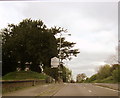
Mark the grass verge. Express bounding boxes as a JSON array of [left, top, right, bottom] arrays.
[[2, 71, 48, 80]]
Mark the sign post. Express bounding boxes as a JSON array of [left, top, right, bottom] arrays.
[[51, 57, 59, 68]]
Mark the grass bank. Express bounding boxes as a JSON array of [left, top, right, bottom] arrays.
[[92, 76, 116, 83], [2, 71, 48, 81], [2, 71, 54, 93]]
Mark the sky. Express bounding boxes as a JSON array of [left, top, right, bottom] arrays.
[[0, 1, 118, 80]]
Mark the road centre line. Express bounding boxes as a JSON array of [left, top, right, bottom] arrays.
[[88, 90, 92, 92]]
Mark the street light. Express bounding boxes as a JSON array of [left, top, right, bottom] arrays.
[[58, 32, 71, 82], [59, 33, 71, 65]]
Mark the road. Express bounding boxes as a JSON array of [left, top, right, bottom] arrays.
[[3, 83, 119, 97], [53, 83, 119, 96]]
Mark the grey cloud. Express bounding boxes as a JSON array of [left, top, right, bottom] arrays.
[[0, 2, 117, 80]]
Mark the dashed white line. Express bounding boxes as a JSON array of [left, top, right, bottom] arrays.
[[43, 85, 48, 87], [88, 90, 92, 92]]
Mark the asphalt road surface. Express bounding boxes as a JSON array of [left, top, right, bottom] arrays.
[[53, 83, 119, 96], [3, 83, 119, 97]]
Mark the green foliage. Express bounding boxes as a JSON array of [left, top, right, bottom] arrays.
[[2, 71, 48, 80], [76, 73, 86, 83], [111, 64, 120, 71], [83, 77, 89, 83], [86, 64, 120, 83], [1, 18, 80, 81], [87, 74, 98, 82], [43, 65, 72, 82], [0, 33, 1, 61], [43, 67, 59, 81], [97, 64, 111, 79], [2, 19, 58, 75], [61, 66, 72, 82], [56, 37, 80, 61], [101, 76, 114, 83], [92, 76, 114, 83], [112, 67, 120, 82]]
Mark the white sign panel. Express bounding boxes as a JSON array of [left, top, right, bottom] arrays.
[[51, 57, 59, 68]]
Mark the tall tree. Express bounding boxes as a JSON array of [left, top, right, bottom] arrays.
[[97, 64, 111, 79], [2, 19, 58, 75], [76, 73, 86, 82], [50, 26, 80, 64]]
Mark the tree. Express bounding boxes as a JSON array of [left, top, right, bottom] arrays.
[[112, 64, 120, 82], [43, 67, 59, 81], [87, 74, 98, 82], [2, 18, 80, 80], [0, 33, 1, 77], [112, 67, 120, 82], [97, 64, 111, 79], [56, 37, 80, 62], [111, 64, 120, 71], [50, 26, 80, 62], [2, 19, 58, 75], [47, 26, 80, 80], [61, 66, 72, 82], [76, 73, 86, 83], [84, 77, 89, 83]]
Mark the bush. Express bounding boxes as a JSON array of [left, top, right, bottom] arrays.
[[112, 68, 120, 82], [92, 80, 102, 83], [97, 65, 111, 79], [83, 78, 89, 83], [101, 76, 114, 83], [44, 67, 59, 81], [88, 74, 98, 82]]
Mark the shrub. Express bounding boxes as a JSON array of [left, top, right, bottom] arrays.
[[112, 68, 120, 82], [97, 65, 111, 79], [88, 74, 98, 82]]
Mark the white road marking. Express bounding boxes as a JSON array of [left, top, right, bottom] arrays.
[[95, 85, 120, 92], [43, 85, 48, 87], [88, 90, 92, 92]]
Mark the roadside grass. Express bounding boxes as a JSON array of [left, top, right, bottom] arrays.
[[100, 76, 115, 83], [0, 77, 2, 80], [92, 76, 116, 83], [2, 71, 48, 80], [2, 71, 51, 94]]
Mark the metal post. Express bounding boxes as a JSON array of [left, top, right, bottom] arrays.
[[58, 32, 71, 82], [58, 32, 62, 82]]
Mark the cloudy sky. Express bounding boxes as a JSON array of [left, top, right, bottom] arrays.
[[0, 1, 118, 80]]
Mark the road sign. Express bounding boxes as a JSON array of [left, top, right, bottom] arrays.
[[51, 57, 59, 68]]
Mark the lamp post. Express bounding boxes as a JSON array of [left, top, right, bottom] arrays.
[[59, 32, 62, 70], [59, 33, 71, 66], [58, 32, 71, 82]]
